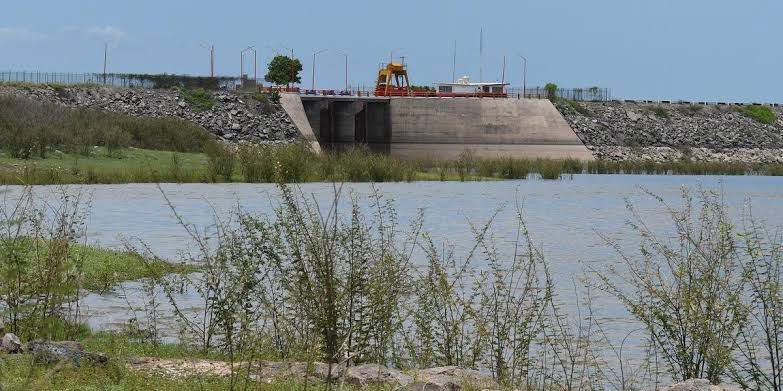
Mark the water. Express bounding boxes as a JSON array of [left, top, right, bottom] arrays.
[[3, 175, 783, 366]]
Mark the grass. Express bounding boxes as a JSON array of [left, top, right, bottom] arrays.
[[650, 105, 670, 119], [0, 330, 452, 390], [2, 238, 196, 293], [737, 105, 777, 125], [179, 88, 215, 111], [72, 244, 196, 292], [3, 145, 783, 185], [0, 147, 209, 185]]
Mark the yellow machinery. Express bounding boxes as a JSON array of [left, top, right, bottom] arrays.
[[375, 62, 410, 96]]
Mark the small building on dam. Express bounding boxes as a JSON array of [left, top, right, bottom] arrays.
[[280, 94, 594, 161]]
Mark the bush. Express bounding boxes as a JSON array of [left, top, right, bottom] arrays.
[[0, 96, 214, 158], [180, 88, 215, 111], [595, 188, 749, 383], [205, 142, 236, 182], [544, 82, 558, 100], [738, 105, 776, 125], [650, 105, 670, 119]]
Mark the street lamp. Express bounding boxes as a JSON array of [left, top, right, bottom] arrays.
[[518, 54, 527, 99], [312, 48, 328, 91], [335, 51, 349, 92], [200, 42, 215, 77], [241, 46, 257, 83]]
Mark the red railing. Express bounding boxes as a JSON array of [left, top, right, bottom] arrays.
[[256, 86, 612, 101]]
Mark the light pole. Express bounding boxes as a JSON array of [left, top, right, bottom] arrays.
[[312, 48, 328, 91], [246, 46, 257, 82], [200, 43, 214, 77], [518, 54, 527, 98], [335, 51, 349, 92]]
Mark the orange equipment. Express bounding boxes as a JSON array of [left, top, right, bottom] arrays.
[[374, 62, 410, 97]]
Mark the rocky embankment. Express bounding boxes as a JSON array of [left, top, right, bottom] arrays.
[[0, 85, 301, 144], [554, 100, 783, 163]]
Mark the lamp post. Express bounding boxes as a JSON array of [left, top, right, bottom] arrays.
[[242, 46, 257, 83], [518, 54, 527, 98], [312, 48, 328, 91], [200, 43, 215, 77], [335, 51, 349, 92]]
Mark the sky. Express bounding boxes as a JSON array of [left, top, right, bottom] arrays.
[[1, 0, 781, 102]]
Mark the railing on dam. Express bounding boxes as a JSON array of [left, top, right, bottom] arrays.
[[269, 86, 613, 101], [0, 70, 611, 101]]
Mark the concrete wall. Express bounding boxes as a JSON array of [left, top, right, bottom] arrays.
[[290, 96, 593, 161], [389, 98, 593, 160], [279, 94, 321, 152]]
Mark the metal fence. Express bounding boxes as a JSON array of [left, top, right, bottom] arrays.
[[0, 71, 240, 90], [0, 71, 612, 101]]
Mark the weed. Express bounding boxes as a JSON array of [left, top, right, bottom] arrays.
[[179, 88, 215, 111], [738, 105, 776, 125]]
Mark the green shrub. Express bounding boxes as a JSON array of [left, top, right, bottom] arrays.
[[180, 88, 215, 111], [544, 82, 558, 100], [738, 105, 776, 125], [0, 96, 214, 158], [205, 142, 236, 182], [650, 105, 669, 119]]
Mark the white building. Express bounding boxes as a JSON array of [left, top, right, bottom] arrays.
[[434, 76, 508, 96]]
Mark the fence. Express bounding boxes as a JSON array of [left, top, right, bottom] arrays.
[[0, 71, 612, 101], [0, 71, 240, 90]]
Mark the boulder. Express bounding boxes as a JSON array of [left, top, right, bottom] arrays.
[[406, 366, 498, 391], [344, 363, 413, 387], [1, 333, 22, 354], [657, 379, 738, 391], [28, 340, 108, 365], [254, 360, 341, 382]]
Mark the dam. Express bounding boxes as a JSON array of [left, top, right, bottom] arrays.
[[280, 94, 594, 160]]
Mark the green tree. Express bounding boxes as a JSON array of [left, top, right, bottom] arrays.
[[264, 55, 302, 87], [544, 82, 558, 100]]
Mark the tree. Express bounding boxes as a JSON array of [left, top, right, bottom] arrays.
[[544, 82, 558, 100], [265, 55, 302, 87]]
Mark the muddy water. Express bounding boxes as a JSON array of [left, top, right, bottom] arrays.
[[4, 175, 783, 359]]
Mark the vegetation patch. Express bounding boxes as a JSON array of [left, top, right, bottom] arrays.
[[649, 105, 670, 119], [179, 88, 215, 111], [737, 105, 777, 125]]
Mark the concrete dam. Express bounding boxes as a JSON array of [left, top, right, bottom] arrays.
[[280, 94, 593, 160]]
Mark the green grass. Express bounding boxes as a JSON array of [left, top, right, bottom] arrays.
[[650, 106, 670, 119], [0, 331, 419, 390], [738, 105, 777, 125], [2, 238, 196, 293], [3, 145, 783, 185], [72, 243, 196, 292], [0, 148, 209, 185], [179, 88, 215, 111]]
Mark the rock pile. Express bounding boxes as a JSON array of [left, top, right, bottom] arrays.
[[0, 85, 302, 144], [554, 100, 783, 162]]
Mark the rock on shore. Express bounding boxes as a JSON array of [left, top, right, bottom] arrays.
[[0, 85, 302, 144], [554, 100, 783, 163]]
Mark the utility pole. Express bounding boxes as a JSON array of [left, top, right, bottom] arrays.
[[103, 43, 108, 84], [202, 43, 215, 77], [210, 45, 215, 77], [452, 40, 457, 82], [479, 28, 483, 83], [501, 55, 506, 85]]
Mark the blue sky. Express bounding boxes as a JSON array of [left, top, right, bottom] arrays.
[[1, 0, 781, 102]]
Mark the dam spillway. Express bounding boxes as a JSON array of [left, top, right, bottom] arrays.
[[284, 94, 593, 160]]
